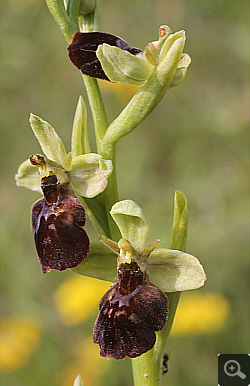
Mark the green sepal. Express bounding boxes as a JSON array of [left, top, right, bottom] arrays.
[[147, 248, 206, 292], [72, 242, 206, 292], [96, 44, 155, 86], [170, 190, 188, 251], [73, 374, 83, 386], [29, 114, 67, 164], [110, 200, 151, 252], [72, 242, 117, 282], [71, 96, 90, 158], [68, 153, 113, 198], [169, 53, 191, 88], [15, 158, 42, 192]]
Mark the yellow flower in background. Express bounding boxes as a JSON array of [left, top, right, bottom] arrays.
[[53, 275, 112, 326], [99, 80, 139, 102], [0, 316, 40, 372], [56, 336, 110, 386], [172, 292, 230, 335]]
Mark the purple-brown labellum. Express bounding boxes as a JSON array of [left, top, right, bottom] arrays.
[[31, 173, 89, 274], [67, 32, 142, 81], [93, 261, 168, 360]]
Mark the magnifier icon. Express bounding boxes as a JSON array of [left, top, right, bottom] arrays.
[[224, 360, 246, 379]]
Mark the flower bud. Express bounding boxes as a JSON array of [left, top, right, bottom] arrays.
[[31, 160, 89, 273], [79, 0, 96, 15], [93, 261, 168, 360]]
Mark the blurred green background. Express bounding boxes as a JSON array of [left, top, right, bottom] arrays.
[[0, 0, 249, 385]]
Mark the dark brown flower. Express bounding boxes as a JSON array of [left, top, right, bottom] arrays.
[[93, 261, 168, 360], [31, 173, 89, 273], [67, 32, 141, 80]]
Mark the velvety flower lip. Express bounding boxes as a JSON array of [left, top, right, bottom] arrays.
[[93, 261, 168, 360], [31, 171, 89, 274], [67, 32, 142, 80]]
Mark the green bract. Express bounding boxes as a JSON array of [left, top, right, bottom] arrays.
[[71, 96, 90, 158], [96, 26, 191, 88], [15, 100, 113, 199], [73, 193, 206, 293]]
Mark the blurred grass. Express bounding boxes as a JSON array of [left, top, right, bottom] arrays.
[[0, 0, 249, 385]]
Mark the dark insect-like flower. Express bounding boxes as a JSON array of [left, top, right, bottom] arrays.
[[67, 32, 141, 80], [93, 261, 168, 360], [30, 156, 89, 273]]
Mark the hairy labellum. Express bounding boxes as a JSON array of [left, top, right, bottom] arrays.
[[67, 32, 142, 80], [31, 174, 89, 273], [93, 261, 168, 360]]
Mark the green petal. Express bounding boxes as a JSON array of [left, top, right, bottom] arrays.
[[72, 242, 117, 282], [96, 44, 155, 86], [68, 153, 113, 198], [61, 152, 72, 171], [29, 114, 67, 164], [71, 96, 90, 158], [147, 248, 206, 292], [110, 200, 151, 252], [15, 159, 41, 192], [170, 190, 188, 251], [99, 235, 120, 254]]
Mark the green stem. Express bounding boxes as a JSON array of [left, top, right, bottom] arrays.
[[82, 75, 120, 240], [80, 22, 120, 241], [98, 142, 121, 241], [153, 292, 180, 364], [45, 0, 77, 43], [132, 350, 159, 386], [82, 75, 108, 144], [67, 0, 81, 32]]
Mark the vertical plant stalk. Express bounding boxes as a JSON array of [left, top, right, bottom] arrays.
[[132, 350, 159, 386], [80, 14, 120, 241], [45, 0, 77, 43], [132, 191, 188, 383], [45, 0, 120, 240], [43, 3, 189, 385]]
